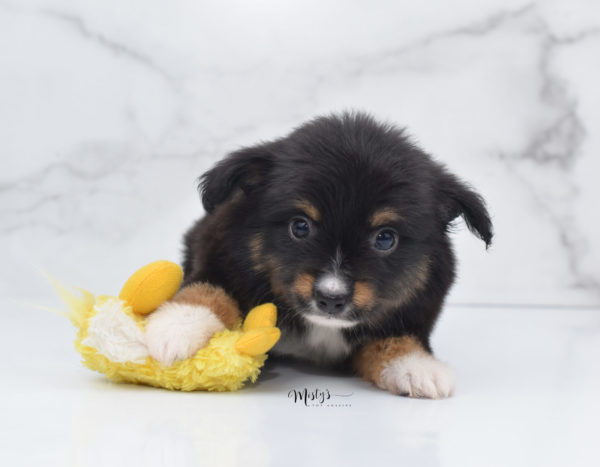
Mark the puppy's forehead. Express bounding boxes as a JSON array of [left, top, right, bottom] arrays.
[[283, 173, 407, 228], [291, 195, 403, 231], [270, 146, 422, 226]]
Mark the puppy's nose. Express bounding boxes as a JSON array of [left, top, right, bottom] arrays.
[[315, 290, 350, 314]]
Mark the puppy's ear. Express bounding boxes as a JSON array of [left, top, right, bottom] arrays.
[[200, 144, 275, 213], [437, 169, 493, 248]]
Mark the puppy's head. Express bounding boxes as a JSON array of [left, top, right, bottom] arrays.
[[200, 113, 492, 329]]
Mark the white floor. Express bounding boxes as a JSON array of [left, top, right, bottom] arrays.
[[2, 301, 599, 467]]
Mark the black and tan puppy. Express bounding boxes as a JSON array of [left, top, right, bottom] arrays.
[[144, 112, 493, 398]]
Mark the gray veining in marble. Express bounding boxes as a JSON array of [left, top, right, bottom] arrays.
[[1, 0, 599, 305]]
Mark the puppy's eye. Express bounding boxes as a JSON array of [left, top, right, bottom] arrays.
[[289, 218, 310, 239], [374, 229, 397, 251]]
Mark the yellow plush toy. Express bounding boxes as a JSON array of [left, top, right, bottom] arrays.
[[53, 260, 280, 391]]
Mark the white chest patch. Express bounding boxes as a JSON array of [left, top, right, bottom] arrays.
[[272, 322, 352, 364]]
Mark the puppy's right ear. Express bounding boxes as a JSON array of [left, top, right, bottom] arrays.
[[436, 168, 493, 249], [199, 143, 275, 213]]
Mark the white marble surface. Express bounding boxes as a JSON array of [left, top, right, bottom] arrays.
[[1, 0, 599, 306], [2, 301, 599, 467]]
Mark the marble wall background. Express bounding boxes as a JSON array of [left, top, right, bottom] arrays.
[[2, 0, 599, 307]]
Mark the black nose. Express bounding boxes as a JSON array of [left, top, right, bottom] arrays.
[[315, 290, 350, 314]]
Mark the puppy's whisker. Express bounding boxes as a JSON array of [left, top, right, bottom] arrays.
[[274, 302, 302, 329]]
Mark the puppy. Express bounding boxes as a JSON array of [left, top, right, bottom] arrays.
[[145, 112, 493, 398]]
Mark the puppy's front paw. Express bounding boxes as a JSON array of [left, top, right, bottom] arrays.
[[144, 302, 225, 366], [379, 353, 455, 399]]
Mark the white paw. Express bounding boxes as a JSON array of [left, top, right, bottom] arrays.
[[144, 302, 225, 366], [379, 353, 455, 399]]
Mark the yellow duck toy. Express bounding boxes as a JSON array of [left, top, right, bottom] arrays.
[[53, 260, 280, 391]]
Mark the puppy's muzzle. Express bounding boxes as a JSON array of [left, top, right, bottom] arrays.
[[313, 274, 351, 314], [314, 289, 350, 314]]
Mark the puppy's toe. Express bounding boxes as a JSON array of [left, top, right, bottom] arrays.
[[144, 302, 225, 366], [379, 353, 455, 399]]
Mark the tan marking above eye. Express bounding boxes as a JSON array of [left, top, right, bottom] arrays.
[[353, 281, 376, 309], [293, 273, 315, 299], [370, 208, 401, 227], [293, 199, 320, 222]]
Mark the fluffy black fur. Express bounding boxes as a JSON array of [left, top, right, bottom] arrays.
[[182, 112, 492, 367]]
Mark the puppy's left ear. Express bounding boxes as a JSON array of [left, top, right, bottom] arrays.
[[436, 169, 493, 248], [199, 143, 276, 213]]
